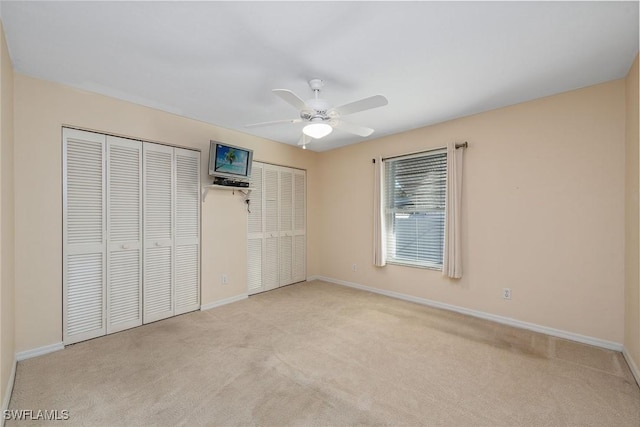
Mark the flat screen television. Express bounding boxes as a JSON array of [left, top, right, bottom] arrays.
[[208, 141, 253, 181]]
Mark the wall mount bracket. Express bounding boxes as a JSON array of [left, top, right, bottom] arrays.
[[202, 184, 254, 212]]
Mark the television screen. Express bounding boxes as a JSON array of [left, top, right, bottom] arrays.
[[209, 141, 253, 180]]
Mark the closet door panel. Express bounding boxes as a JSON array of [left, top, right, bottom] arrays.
[[107, 251, 141, 331], [279, 169, 293, 286], [263, 166, 279, 291], [292, 171, 306, 283], [175, 246, 199, 312], [248, 164, 264, 237], [66, 253, 104, 342], [247, 163, 264, 295], [106, 136, 143, 333], [279, 235, 293, 285], [264, 238, 279, 291], [63, 128, 107, 345], [293, 235, 306, 283], [294, 172, 306, 231], [174, 148, 201, 315], [144, 246, 173, 319], [247, 239, 263, 295], [143, 143, 174, 323], [175, 149, 200, 244]]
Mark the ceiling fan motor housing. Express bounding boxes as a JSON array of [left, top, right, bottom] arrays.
[[301, 98, 330, 121]]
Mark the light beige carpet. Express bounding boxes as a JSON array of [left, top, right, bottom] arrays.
[[8, 280, 640, 426]]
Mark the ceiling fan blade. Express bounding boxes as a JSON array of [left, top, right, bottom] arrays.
[[330, 95, 388, 116], [245, 118, 302, 128], [333, 120, 375, 137], [297, 134, 312, 146], [273, 89, 307, 110]]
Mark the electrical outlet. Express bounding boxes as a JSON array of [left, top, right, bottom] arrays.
[[221, 274, 228, 285], [502, 288, 511, 300], [352, 263, 357, 272]]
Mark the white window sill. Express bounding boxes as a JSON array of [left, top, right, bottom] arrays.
[[386, 260, 443, 271]]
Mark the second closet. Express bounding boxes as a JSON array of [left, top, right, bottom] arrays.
[[247, 162, 306, 295]]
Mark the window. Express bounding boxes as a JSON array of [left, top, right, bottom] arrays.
[[384, 150, 447, 269]]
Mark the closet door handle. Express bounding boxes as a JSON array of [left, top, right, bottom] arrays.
[[121, 244, 130, 250], [155, 242, 162, 247]]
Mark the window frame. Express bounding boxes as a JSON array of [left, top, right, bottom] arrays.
[[383, 149, 447, 270]]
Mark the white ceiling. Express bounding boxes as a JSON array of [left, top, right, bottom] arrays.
[[1, 1, 638, 152]]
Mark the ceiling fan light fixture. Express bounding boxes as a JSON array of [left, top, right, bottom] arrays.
[[303, 122, 333, 139]]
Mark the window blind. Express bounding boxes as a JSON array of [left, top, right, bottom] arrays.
[[384, 150, 447, 269]]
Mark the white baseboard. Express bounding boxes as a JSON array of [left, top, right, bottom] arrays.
[[200, 294, 248, 311], [1, 356, 16, 427], [623, 348, 640, 387], [16, 342, 64, 362], [310, 275, 623, 352]]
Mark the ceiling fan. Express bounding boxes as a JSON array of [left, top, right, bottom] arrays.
[[246, 79, 388, 149]]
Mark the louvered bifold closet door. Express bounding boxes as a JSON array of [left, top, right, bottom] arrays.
[[247, 162, 264, 295], [106, 136, 143, 334], [143, 143, 175, 323], [263, 166, 280, 291], [292, 170, 306, 283], [63, 128, 107, 345], [174, 148, 201, 315], [279, 168, 294, 286]]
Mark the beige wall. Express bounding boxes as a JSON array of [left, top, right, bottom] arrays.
[[625, 54, 640, 373], [0, 21, 15, 406], [13, 74, 319, 352], [318, 80, 626, 343], [9, 63, 632, 352]]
